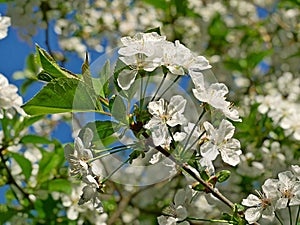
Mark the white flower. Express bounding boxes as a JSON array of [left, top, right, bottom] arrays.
[[64, 128, 94, 176], [280, 109, 300, 140], [159, 40, 211, 75], [158, 188, 192, 225], [118, 32, 166, 57], [0, 14, 11, 40], [0, 73, 25, 119], [189, 69, 241, 122], [117, 32, 166, 90], [242, 179, 279, 224], [200, 120, 242, 166], [117, 54, 158, 90], [275, 171, 300, 209], [79, 175, 103, 213], [199, 157, 215, 176], [144, 95, 187, 146], [291, 165, 300, 180]]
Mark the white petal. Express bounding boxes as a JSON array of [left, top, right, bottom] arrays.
[[149, 152, 163, 164], [148, 99, 165, 116], [218, 119, 235, 140], [176, 205, 188, 220], [83, 128, 93, 148], [117, 69, 138, 90], [200, 142, 219, 161], [245, 207, 262, 224], [242, 194, 261, 207], [168, 95, 187, 115], [174, 189, 186, 206], [203, 121, 215, 137]]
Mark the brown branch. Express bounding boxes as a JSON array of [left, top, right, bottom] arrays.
[[140, 131, 235, 209]]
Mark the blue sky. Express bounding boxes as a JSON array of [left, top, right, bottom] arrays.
[[0, 3, 85, 143]]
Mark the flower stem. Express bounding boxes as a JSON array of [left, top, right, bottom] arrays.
[[101, 158, 130, 184], [182, 108, 206, 152], [89, 147, 132, 163], [151, 70, 168, 101], [295, 205, 300, 225], [140, 73, 151, 111], [93, 144, 136, 154], [158, 75, 181, 99], [288, 205, 293, 225], [186, 217, 230, 223], [275, 211, 284, 225]]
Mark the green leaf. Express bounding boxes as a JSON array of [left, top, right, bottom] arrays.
[[20, 135, 52, 144], [37, 147, 65, 183], [26, 53, 39, 73], [80, 120, 121, 146], [141, 0, 167, 9], [192, 182, 206, 192], [246, 50, 273, 69], [47, 179, 72, 194], [97, 60, 111, 98], [9, 152, 32, 180], [35, 44, 78, 79], [111, 95, 128, 124], [0, 205, 18, 223], [208, 13, 228, 39], [37, 70, 56, 82], [81, 52, 93, 88], [22, 77, 100, 115], [216, 170, 231, 183], [199, 170, 210, 181], [23, 115, 45, 127]]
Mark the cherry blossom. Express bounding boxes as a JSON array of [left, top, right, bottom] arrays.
[[64, 128, 94, 176], [144, 95, 187, 146], [189, 69, 241, 122], [200, 119, 242, 166], [242, 179, 279, 224], [0, 73, 25, 119]]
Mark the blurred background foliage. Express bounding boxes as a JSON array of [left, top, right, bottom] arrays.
[[0, 0, 299, 224]]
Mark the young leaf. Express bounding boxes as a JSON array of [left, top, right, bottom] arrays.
[[111, 95, 128, 124], [37, 147, 65, 183], [20, 135, 52, 145], [35, 44, 78, 79], [81, 52, 93, 88], [47, 179, 72, 194], [216, 170, 231, 183], [9, 152, 32, 180], [97, 60, 111, 98], [22, 77, 101, 115]]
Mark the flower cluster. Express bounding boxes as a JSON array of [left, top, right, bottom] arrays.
[[64, 128, 103, 212], [117, 32, 242, 168], [117, 32, 211, 90], [0, 73, 25, 119], [242, 166, 300, 224], [256, 72, 300, 140]]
